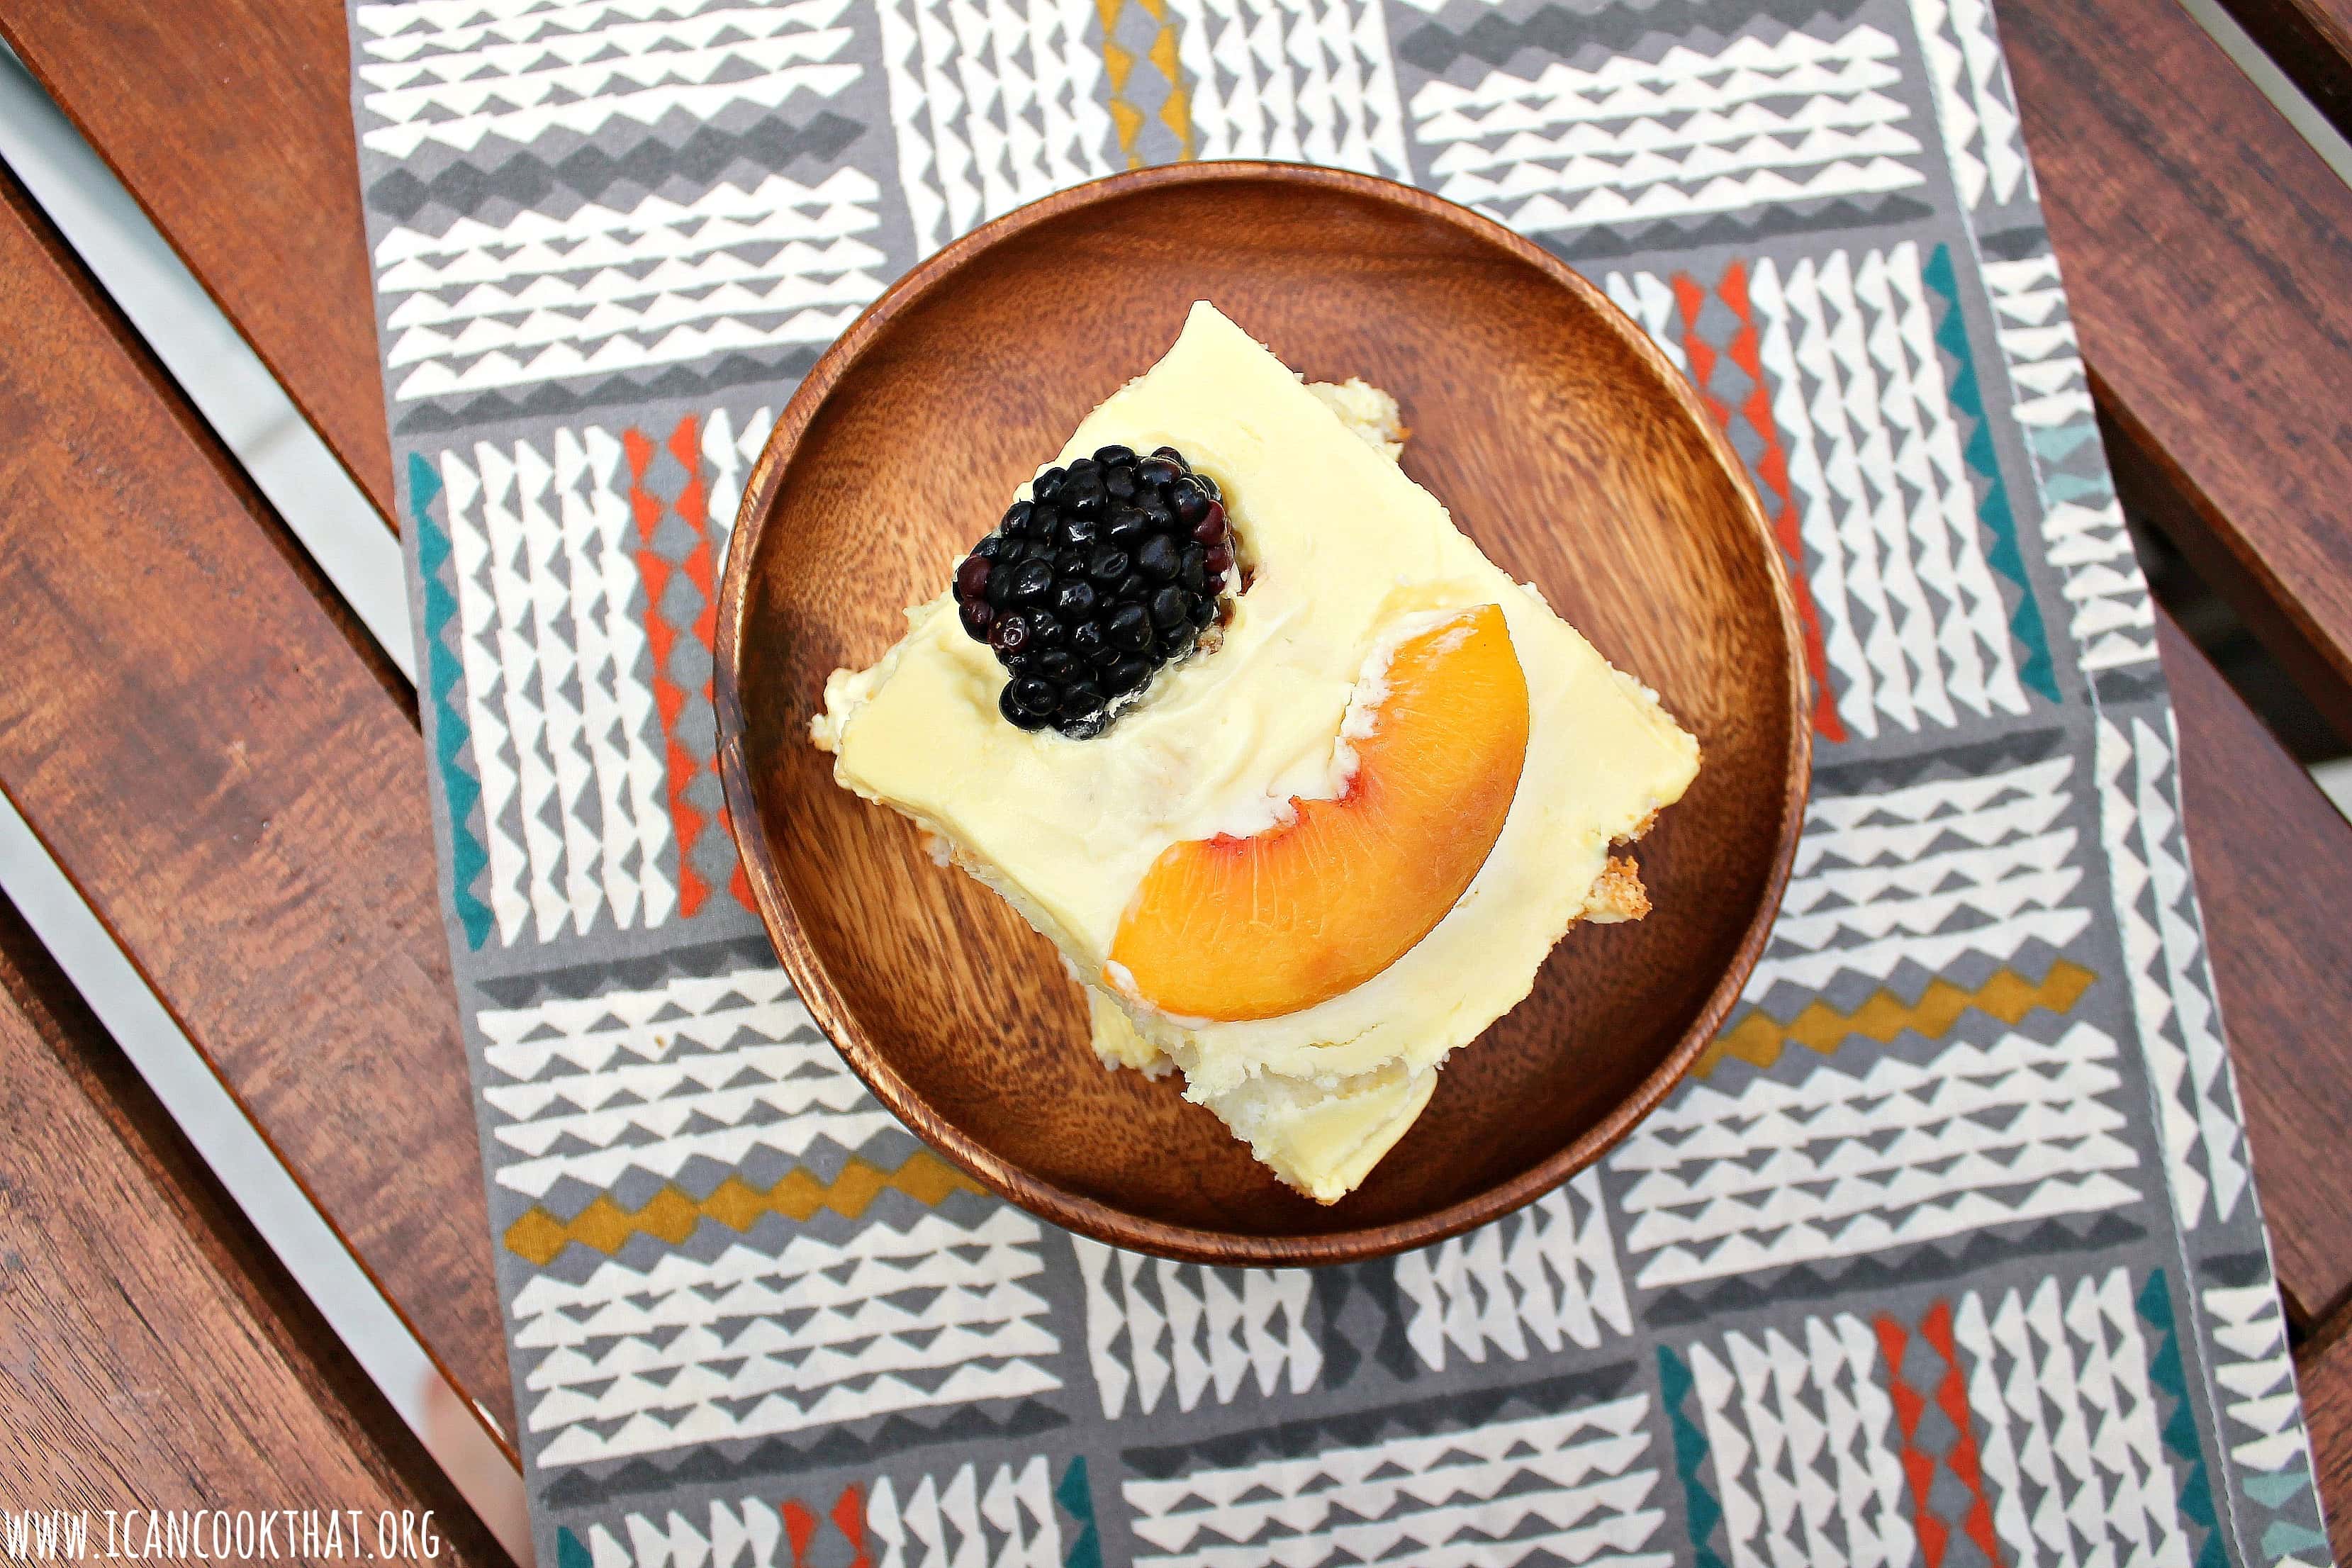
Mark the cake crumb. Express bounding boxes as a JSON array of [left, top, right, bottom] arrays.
[[1308, 378, 1407, 461], [1582, 855, 1651, 924]]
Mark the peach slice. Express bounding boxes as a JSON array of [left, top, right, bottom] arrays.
[[1109, 604, 1530, 1021]]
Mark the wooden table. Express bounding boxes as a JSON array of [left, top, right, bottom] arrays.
[[0, 0, 2346, 1557]]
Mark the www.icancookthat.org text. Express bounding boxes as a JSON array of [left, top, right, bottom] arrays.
[[0, 1508, 444, 1562]]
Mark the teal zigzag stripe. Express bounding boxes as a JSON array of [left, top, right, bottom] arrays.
[[2262, 1516, 2331, 1560], [554, 1528, 590, 1568], [1657, 1346, 1730, 1568], [1924, 243, 2060, 704], [408, 453, 493, 948], [1058, 1455, 1103, 1568], [2137, 1270, 2231, 1568]]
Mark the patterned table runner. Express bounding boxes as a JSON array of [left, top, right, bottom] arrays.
[[344, 1, 2334, 1564]]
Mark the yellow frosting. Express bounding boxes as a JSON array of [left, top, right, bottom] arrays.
[[814, 302, 1699, 1202]]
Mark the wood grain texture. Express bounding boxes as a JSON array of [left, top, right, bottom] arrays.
[[0, 898, 505, 1563], [717, 164, 1808, 1265], [2161, 614, 2352, 1331], [0, 170, 512, 1445], [0, 0, 393, 526], [2217, 0, 2352, 145], [2297, 1316, 2352, 1567], [2004, 0, 2352, 742]]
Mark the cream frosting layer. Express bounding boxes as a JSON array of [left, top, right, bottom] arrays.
[[814, 302, 1699, 1202]]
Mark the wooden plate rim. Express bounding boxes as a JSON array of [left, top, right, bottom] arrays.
[[715, 159, 1812, 1266]]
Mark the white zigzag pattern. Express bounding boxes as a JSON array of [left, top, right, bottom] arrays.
[[1603, 271, 1688, 376], [383, 237, 883, 364], [1166, 0, 1412, 177], [1747, 243, 2029, 737], [439, 432, 674, 945], [1951, 1267, 2192, 1568], [478, 964, 795, 1074], [478, 965, 893, 1196], [1409, 28, 1927, 236], [2201, 1280, 2322, 1478], [1394, 1170, 1633, 1368], [1612, 1020, 2138, 1287], [1983, 252, 2154, 671], [511, 1207, 1060, 1466], [357, 0, 834, 57], [1123, 1395, 1669, 1567], [870, 1459, 1065, 1568], [1687, 1316, 1915, 1568], [1747, 758, 2091, 998], [876, 0, 1119, 253], [1979, 255, 2089, 428], [1071, 1237, 1321, 1418], [582, 1457, 1063, 1568], [2095, 715, 2248, 1229], [704, 405, 778, 561], [1908, 0, 2029, 211], [378, 174, 883, 399], [356, 0, 863, 156]]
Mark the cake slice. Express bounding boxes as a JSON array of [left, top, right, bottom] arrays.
[[813, 302, 1699, 1202]]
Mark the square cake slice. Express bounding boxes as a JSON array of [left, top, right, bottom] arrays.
[[814, 302, 1699, 1202]]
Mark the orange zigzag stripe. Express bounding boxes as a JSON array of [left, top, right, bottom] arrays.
[[1096, 0, 1193, 166], [1693, 958, 2095, 1080], [503, 1150, 984, 1267]]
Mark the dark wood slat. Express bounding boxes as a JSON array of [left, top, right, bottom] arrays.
[[2004, 0, 2352, 744], [0, 169, 512, 1446], [2296, 1315, 2352, 1567], [2218, 0, 2352, 148], [0, 896, 505, 1563], [0, 0, 392, 526], [2160, 615, 2352, 1331]]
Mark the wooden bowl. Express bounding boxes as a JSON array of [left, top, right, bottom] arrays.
[[715, 162, 1808, 1265]]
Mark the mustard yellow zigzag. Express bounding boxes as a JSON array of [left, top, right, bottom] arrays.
[[1693, 959, 2095, 1080], [503, 1150, 985, 1267], [1097, 0, 1194, 166]]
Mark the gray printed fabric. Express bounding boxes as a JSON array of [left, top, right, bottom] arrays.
[[343, 1, 2336, 1565]]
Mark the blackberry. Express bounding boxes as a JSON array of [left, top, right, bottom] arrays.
[[1006, 558, 1054, 604], [1148, 585, 1191, 631], [946, 444, 1242, 737], [987, 612, 1029, 659], [999, 683, 1052, 730], [954, 554, 991, 600], [1107, 601, 1153, 651], [1135, 534, 1180, 583]]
